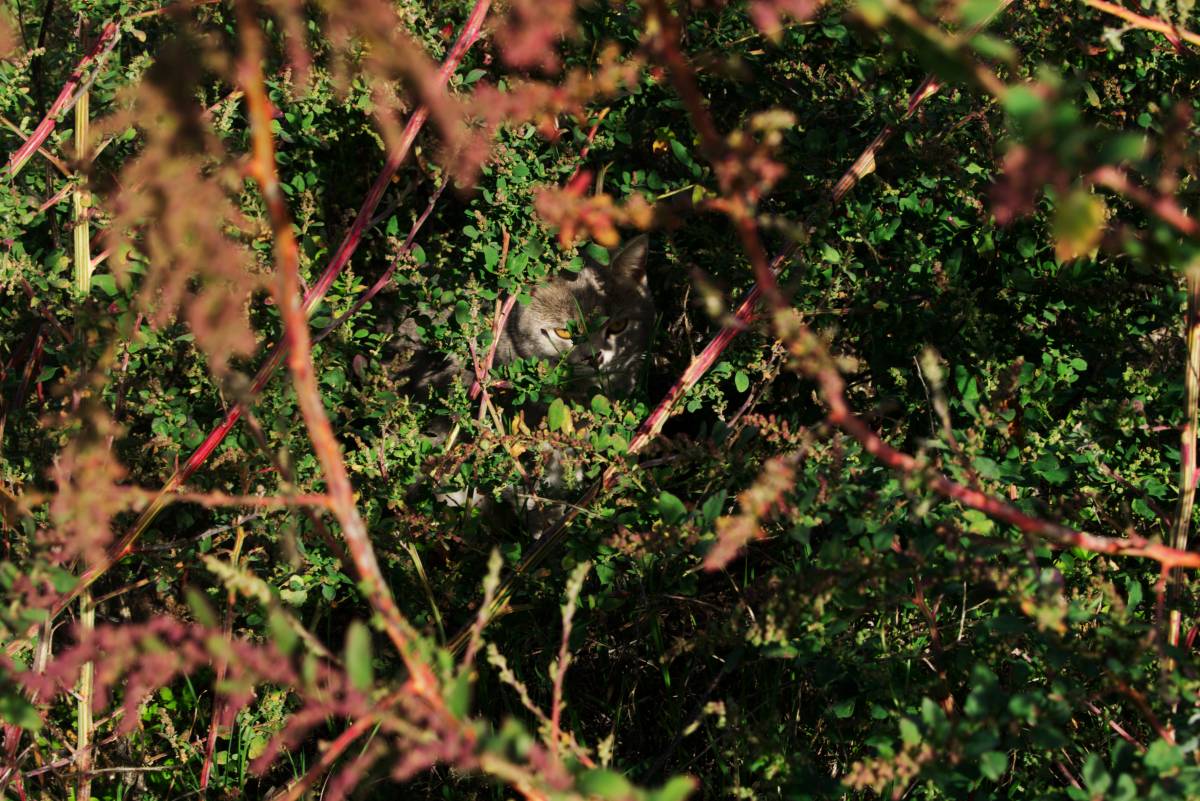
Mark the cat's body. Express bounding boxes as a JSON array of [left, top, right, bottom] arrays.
[[394, 235, 653, 528]]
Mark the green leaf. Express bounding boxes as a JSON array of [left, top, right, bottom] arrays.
[[185, 588, 218, 628], [669, 138, 691, 166], [649, 776, 696, 801], [1052, 189, 1106, 262], [547, 397, 569, 432], [832, 698, 855, 718], [1032, 454, 1069, 485], [856, 0, 888, 26], [1101, 133, 1147, 164], [899, 717, 921, 747], [591, 395, 613, 416], [453, 300, 471, 327], [46, 567, 77, 593], [267, 610, 298, 655], [980, 750, 1007, 781], [586, 242, 610, 265], [445, 671, 473, 718], [961, 0, 1005, 26], [1111, 773, 1138, 801], [658, 491, 687, 524], [1003, 85, 1046, 120], [577, 770, 634, 800], [482, 244, 500, 270], [962, 508, 995, 535], [701, 491, 727, 523], [92, 273, 117, 296], [1082, 754, 1110, 794], [1144, 739, 1183, 773], [734, 370, 750, 393], [345, 621, 373, 692], [1125, 579, 1143, 609], [970, 33, 1015, 63], [0, 692, 42, 731]]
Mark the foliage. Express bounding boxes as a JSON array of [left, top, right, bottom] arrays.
[[3, 0, 1200, 799]]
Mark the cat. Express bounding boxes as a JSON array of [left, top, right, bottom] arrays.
[[492, 234, 653, 400], [393, 235, 654, 526], [395, 234, 653, 406]]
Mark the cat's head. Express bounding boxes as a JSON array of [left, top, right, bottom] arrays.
[[504, 235, 653, 397]]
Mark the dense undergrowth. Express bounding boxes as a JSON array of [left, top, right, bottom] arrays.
[[3, 0, 1200, 798]]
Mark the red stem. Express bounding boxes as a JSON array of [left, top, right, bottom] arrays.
[[311, 178, 450, 346], [240, 0, 446, 686], [5, 22, 119, 178]]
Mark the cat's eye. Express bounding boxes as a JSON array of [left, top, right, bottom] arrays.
[[553, 327, 573, 340], [606, 318, 628, 335]]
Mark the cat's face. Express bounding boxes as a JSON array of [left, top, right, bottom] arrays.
[[503, 235, 653, 397]]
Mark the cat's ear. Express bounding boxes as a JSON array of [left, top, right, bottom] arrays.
[[609, 234, 649, 285]]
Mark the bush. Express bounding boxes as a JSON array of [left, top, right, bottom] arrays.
[[3, 0, 1200, 798]]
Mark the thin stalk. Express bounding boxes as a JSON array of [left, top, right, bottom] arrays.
[[403, 541, 446, 643], [72, 87, 91, 296], [76, 590, 95, 801], [1169, 267, 1200, 646], [199, 525, 246, 792]]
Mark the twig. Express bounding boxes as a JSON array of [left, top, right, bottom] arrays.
[[468, 228, 515, 423], [565, 107, 611, 184], [265, 687, 409, 801], [1084, 699, 1146, 752], [128, 0, 221, 21], [0, 114, 70, 176], [0, 325, 44, 449], [1080, 0, 1200, 50], [831, 0, 1014, 204], [19, 279, 73, 343], [648, 0, 787, 310], [816, 355, 1200, 568], [1054, 760, 1082, 790], [460, 550, 503, 670], [1090, 166, 1200, 238]]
